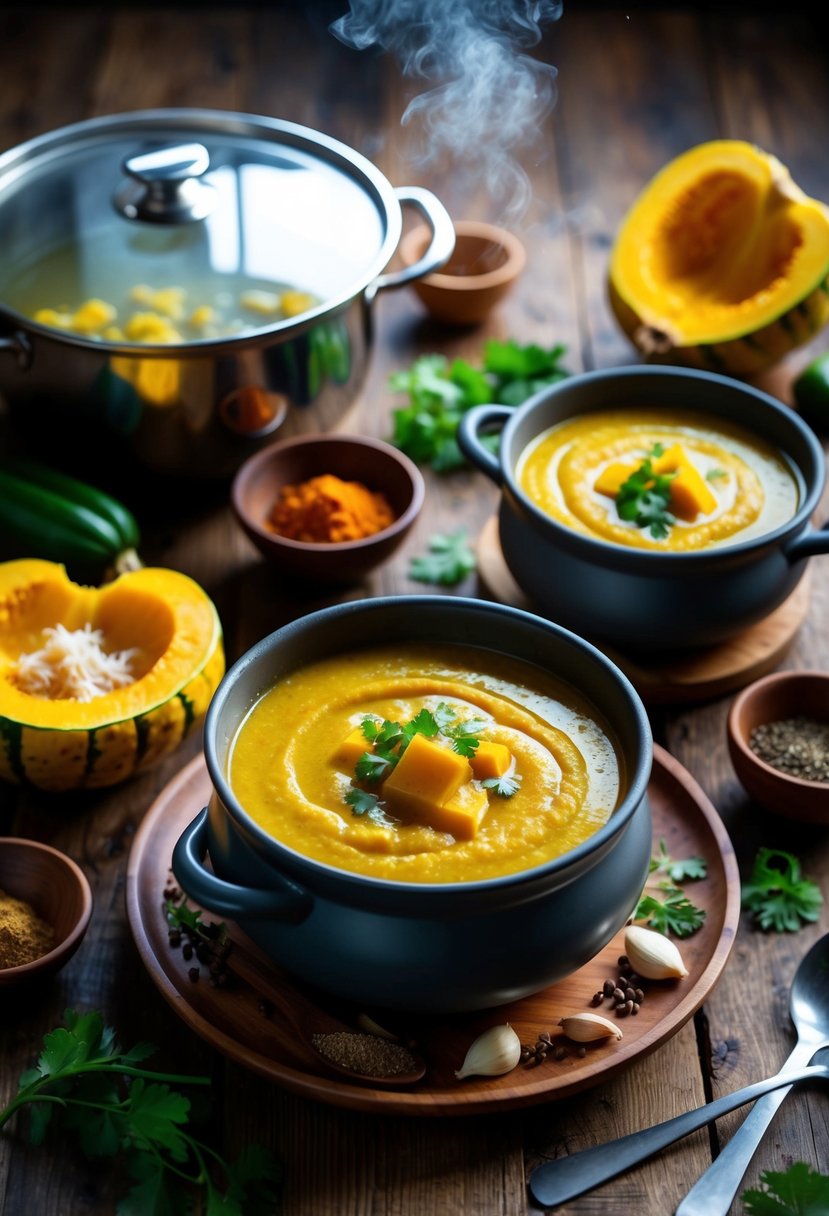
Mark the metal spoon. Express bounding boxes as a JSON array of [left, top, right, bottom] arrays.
[[676, 932, 829, 1216], [528, 932, 829, 1210]]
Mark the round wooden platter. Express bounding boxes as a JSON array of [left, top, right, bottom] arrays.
[[126, 748, 740, 1116], [476, 515, 811, 706]]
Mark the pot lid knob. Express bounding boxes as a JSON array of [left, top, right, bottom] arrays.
[[113, 142, 216, 224]]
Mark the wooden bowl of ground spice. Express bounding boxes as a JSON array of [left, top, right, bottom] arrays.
[[231, 433, 425, 583], [0, 838, 93, 987], [727, 670, 829, 824]]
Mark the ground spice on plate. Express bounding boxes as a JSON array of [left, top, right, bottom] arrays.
[[311, 1030, 417, 1077], [0, 888, 55, 969], [749, 716, 829, 782], [266, 473, 395, 543]]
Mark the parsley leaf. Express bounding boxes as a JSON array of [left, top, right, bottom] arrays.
[[0, 1009, 280, 1215], [344, 787, 382, 816], [635, 884, 706, 937], [649, 839, 708, 882], [409, 529, 476, 586], [615, 447, 677, 540], [481, 773, 523, 798], [390, 341, 570, 471], [742, 1162, 829, 1215], [742, 848, 823, 932], [403, 708, 441, 740], [355, 752, 394, 784]]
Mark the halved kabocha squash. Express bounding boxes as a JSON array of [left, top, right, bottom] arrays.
[[0, 559, 224, 791], [608, 140, 829, 376]]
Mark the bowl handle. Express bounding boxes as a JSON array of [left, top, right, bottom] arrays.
[[172, 808, 313, 923], [369, 186, 456, 296], [457, 404, 512, 484], [783, 520, 829, 562]]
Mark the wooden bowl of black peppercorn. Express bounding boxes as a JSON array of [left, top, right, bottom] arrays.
[[727, 670, 829, 824]]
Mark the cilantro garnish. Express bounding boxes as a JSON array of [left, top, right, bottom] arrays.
[[409, 529, 476, 586], [0, 1009, 280, 1214], [615, 444, 677, 540], [634, 884, 707, 938], [741, 848, 823, 932], [649, 839, 708, 883], [482, 773, 523, 798], [742, 1161, 829, 1215], [390, 340, 570, 471], [345, 787, 382, 816]]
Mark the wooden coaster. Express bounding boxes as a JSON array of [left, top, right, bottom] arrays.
[[476, 516, 811, 706]]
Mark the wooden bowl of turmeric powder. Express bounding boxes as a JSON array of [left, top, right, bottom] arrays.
[[231, 434, 425, 583], [0, 838, 93, 986]]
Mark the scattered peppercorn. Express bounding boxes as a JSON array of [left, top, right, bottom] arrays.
[[749, 716, 829, 782], [188, 967, 200, 983]]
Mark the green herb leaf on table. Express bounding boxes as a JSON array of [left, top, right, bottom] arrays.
[[742, 1162, 829, 1216], [649, 839, 708, 882], [615, 446, 677, 540], [409, 530, 476, 587], [0, 1009, 280, 1216], [389, 340, 570, 471], [741, 848, 823, 932], [635, 883, 706, 938]]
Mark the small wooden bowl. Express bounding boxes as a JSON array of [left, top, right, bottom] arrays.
[[231, 433, 425, 584], [399, 220, 526, 326], [0, 838, 93, 987], [727, 670, 829, 824]]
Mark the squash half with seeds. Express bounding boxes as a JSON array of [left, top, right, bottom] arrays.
[[0, 559, 224, 791], [608, 140, 829, 376]]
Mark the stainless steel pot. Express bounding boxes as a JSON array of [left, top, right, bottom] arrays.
[[0, 109, 454, 478], [171, 596, 653, 1014], [457, 366, 829, 651]]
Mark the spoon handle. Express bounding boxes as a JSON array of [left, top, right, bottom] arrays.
[[675, 1041, 827, 1216], [527, 1063, 828, 1210]]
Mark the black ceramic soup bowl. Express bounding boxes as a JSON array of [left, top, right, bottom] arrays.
[[457, 366, 829, 651], [172, 596, 652, 1013]]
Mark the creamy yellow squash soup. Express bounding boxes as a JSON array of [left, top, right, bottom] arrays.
[[227, 644, 622, 883], [517, 408, 800, 551]]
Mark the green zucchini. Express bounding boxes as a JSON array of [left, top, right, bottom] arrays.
[[0, 462, 142, 582]]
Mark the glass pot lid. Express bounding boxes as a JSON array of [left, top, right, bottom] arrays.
[[0, 109, 399, 347]]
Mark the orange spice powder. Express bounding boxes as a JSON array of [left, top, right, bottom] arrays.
[[266, 473, 395, 543]]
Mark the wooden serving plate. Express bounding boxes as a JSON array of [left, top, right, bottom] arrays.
[[476, 515, 811, 705], [126, 747, 740, 1115]]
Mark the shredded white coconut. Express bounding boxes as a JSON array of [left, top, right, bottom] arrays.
[[12, 623, 139, 702]]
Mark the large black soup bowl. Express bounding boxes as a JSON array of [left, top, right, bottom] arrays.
[[457, 366, 829, 651], [172, 596, 653, 1014]]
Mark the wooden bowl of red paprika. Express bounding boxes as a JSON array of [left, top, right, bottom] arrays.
[[231, 433, 425, 584]]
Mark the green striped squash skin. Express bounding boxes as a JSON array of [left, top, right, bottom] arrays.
[[609, 271, 829, 378], [0, 638, 225, 792]]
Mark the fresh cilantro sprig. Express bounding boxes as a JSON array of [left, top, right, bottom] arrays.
[[409, 529, 476, 586], [481, 773, 523, 798], [649, 839, 708, 883], [741, 848, 823, 932], [389, 339, 570, 471], [742, 1161, 829, 1215], [0, 1009, 280, 1215], [616, 443, 677, 540], [635, 884, 707, 938]]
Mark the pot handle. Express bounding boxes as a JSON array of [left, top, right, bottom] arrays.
[[0, 331, 32, 371], [457, 403, 512, 485], [172, 808, 313, 924], [369, 186, 456, 296], [783, 520, 829, 562]]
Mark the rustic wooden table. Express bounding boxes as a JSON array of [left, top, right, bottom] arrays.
[[1, 4, 828, 1214]]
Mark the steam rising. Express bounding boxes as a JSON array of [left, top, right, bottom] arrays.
[[331, 1, 563, 221]]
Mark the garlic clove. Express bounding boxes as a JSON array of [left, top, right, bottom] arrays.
[[557, 1012, 623, 1043], [454, 1023, 522, 1079], [625, 923, 689, 980]]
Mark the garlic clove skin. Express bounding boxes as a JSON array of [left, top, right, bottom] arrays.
[[625, 923, 689, 980], [454, 1023, 522, 1079], [557, 1012, 623, 1042]]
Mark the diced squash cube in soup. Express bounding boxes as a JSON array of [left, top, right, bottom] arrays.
[[669, 464, 718, 521], [470, 740, 511, 780], [332, 726, 372, 771], [433, 782, 490, 841], [382, 733, 471, 821], [594, 461, 637, 498]]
